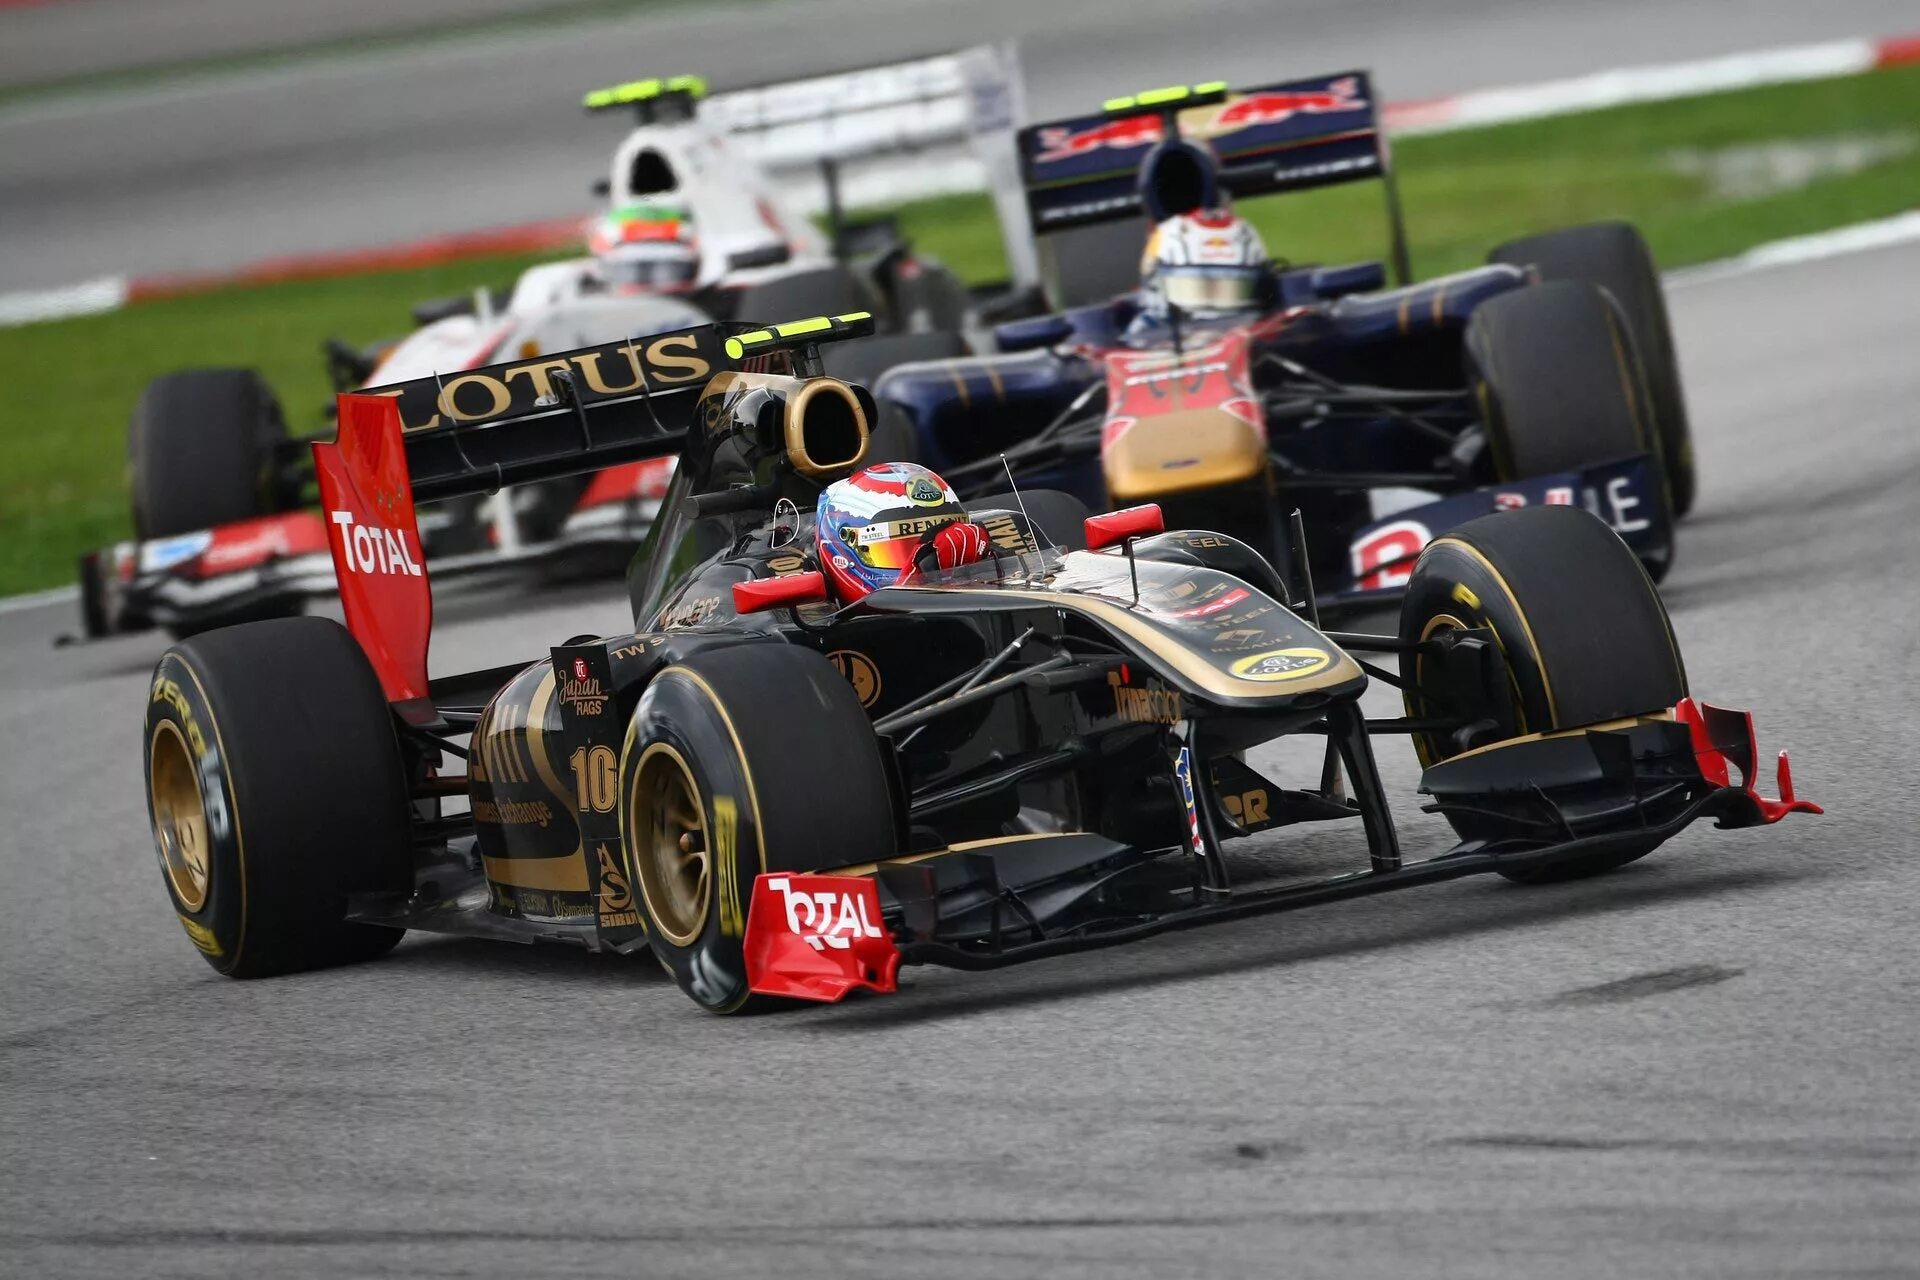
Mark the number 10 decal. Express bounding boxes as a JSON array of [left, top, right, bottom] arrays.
[[570, 745, 618, 813]]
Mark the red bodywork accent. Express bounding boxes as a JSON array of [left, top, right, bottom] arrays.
[[1085, 504, 1165, 551], [189, 511, 330, 577], [732, 571, 830, 615], [1673, 698, 1823, 824], [1101, 330, 1261, 455], [743, 873, 900, 1002], [312, 394, 432, 704]]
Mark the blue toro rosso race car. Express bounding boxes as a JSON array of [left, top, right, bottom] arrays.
[[870, 71, 1699, 613], [139, 315, 1813, 1014]]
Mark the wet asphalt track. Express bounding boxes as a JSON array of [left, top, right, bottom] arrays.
[[0, 228, 1916, 1275], [3, 0, 1918, 290]]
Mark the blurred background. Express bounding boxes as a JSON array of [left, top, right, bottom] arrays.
[[5, 10, 1919, 1277], [2, 0, 1916, 593], [4, 0, 1915, 287]]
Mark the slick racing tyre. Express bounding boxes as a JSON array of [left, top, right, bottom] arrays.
[[1490, 222, 1696, 516], [621, 643, 896, 1013], [129, 368, 289, 539], [144, 617, 411, 976], [1398, 505, 1688, 882], [1464, 279, 1673, 579]]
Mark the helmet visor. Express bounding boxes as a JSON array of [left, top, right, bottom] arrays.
[[600, 252, 698, 290], [842, 513, 963, 572], [1158, 266, 1260, 313]]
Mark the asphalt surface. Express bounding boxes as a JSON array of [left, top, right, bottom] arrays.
[[0, 237, 1915, 1276], [2, 0, 1917, 290]]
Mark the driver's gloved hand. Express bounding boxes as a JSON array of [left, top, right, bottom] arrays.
[[911, 521, 991, 577]]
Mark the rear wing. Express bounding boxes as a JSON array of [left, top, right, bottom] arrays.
[[688, 47, 1034, 288], [315, 316, 869, 714], [315, 325, 722, 712], [363, 326, 728, 503], [1017, 71, 1411, 288]]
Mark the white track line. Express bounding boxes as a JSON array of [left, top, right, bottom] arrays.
[[0, 584, 79, 614], [1666, 210, 1920, 286], [1383, 39, 1880, 133]]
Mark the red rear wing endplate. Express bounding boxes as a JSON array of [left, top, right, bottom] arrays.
[[313, 393, 434, 714]]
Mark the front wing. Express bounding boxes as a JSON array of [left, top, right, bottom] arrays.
[[743, 699, 1817, 1001]]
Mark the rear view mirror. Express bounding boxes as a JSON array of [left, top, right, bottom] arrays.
[[732, 571, 829, 614], [992, 313, 1073, 353], [727, 244, 793, 272], [1085, 505, 1165, 551]]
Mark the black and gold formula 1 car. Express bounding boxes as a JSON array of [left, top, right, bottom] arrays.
[[140, 315, 1818, 1012]]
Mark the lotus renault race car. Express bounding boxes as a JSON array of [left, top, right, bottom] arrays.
[[140, 315, 1816, 1012], [871, 73, 1699, 614], [81, 48, 1025, 641]]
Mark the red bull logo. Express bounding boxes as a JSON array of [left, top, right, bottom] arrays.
[[1032, 114, 1166, 164], [1033, 77, 1369, 166], [1205, 77, 1366, 132]]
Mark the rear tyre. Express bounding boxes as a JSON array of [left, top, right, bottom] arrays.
[[621, 644, 896, 1013], [144, 617, 411, 976], [1398, 505, 1687, 882], [1464, 279, 1673, 580], [129, 369, 288, 539], [1490, 222, 1695, 516]]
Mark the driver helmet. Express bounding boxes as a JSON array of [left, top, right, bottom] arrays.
[[815, 463, 987, 601], [590, 202, 700, 292], [1140, 207, 1270, 319]]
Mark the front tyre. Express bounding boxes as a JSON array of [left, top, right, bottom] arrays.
[[621, 644, 896, 1013], [144, 617, 412, 976], [1398, 506, 1687, 882]]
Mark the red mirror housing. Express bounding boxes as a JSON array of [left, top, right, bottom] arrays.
[[1084, 504, 1165, 551], [733, 571, 830, 614]]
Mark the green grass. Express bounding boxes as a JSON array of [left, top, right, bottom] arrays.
[[3, 63, 1917, 594], [889, 62, 1920, 281]]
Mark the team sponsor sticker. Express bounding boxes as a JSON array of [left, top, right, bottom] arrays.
[[1229, 647, 1332, 682]]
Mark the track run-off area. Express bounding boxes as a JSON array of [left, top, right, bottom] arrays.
[[2, 0, 1917, 290], [0, 230, 1915, 1276]]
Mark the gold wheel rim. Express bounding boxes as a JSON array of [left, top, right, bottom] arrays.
[[149, 720, 212, 912], [630, 743, 709, 947]]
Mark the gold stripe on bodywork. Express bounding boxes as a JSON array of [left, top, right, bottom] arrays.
[[483, 854, 590, 892], [945, 361, 972, 409], [981, 361, 1006, 405], [822, 832, 1079, 879], [891, 581, 1365, 703], [1436, 713, 1674, 765]]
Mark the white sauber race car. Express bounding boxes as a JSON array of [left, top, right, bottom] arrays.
[[80, 47, 1036, 640]]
